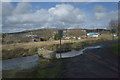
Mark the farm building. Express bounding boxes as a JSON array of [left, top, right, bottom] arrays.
[[32, 37, 48, 42]]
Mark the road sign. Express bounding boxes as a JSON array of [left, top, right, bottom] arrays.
[[111, 29, 116, 40], [58, 30, 63, 37], [111, 29, 116, 33]]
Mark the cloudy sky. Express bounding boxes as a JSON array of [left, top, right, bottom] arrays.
[[2, 2, 118, 33]]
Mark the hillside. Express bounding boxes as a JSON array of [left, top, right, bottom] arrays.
[[2, 28, 85, 44]]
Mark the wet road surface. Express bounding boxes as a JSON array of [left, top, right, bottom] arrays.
[[61, 40, 119, 78]]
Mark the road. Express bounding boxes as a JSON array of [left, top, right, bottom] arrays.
[[61, 40, 119, 78]]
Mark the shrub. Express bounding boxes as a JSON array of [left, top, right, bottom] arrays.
[[54, 33, 61, 40], [28, 47, 38, 55]]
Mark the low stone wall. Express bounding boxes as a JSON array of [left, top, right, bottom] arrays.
[[55, 48, 72, 53]]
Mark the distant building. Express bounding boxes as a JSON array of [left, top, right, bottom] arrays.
[[77, 37, 81, 40], [65, 37, 70, 40], [87, 32, 99, 38], [26, 34, 37, 37], [33, 36, 47, 41]]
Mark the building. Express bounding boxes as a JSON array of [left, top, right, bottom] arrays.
[[87, 32, 100, 38]]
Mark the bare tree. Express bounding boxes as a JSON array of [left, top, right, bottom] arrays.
[[109, 20, 118, 30], [108, 19, 118, 34]]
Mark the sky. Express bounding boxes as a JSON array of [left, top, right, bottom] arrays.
[[2, 2, 118, 33]]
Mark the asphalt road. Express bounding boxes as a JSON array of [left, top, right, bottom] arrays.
[[61, 40, 119, 78]]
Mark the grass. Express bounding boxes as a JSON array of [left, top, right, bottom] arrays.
[[2, 68, 24, 78], [2, 38, 99, 50], [2, 58, 62, 78], [2, 34, 119, 78], [2, 33, 117, 50], [2, 38, 100, 60], [36, 62, 62, 78], [2, 34, 118, 60], [110, 43, 120, 56], [2, 47, 38, 60], [36, 58, 62, 78]]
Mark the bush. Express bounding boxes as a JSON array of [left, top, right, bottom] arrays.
[[39, 53, 43, 58], [2, 48, 29, 60], [28, 47, 38, 55], [54, 33, 61, 40]]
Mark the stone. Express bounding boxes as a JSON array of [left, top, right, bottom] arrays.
[[38, 48, 56, 59]]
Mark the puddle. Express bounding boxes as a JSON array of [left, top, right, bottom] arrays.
[[56, 45, 102, 58], [1, 54, 39, 71], [1, 45, 102, 71]]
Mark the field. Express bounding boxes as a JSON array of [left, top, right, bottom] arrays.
[[2, 33, 114, 50], [2, 33, 117, 60], [2, 33, 119, 78], [1, 38, 97, 60]]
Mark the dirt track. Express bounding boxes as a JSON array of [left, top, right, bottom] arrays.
[[61, 40, 119, 78]]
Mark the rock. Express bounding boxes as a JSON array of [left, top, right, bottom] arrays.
[[38, 48, 56, 59]]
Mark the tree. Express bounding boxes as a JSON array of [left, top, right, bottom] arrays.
[[118, 21, 120, 34], [2, 33, 7, 38], [54, 33, 60, 40], [108, 19, 118, 34], [109, 20, 118, 29], [0, 33, 1, 38]]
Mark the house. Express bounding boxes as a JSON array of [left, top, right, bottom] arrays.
[[87, 32, 99, 38], [64, 36, 73, 40], [26, 34, 37, 37], [33, 36, 47, 42], [77, 37, 81, 40]]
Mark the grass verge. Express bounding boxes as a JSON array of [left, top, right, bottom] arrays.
[[2, 37, 116, 60], [2, 59, 62, 78], [110, 43, 120, 56]]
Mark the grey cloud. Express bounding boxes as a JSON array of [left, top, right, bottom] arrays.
[[13, 2, 31, 14], [94, 5, 106, 20], [107, 10, 118, 20], [5, 9, 52, 25], [94, 5, 118, 21], [2, 2, 14, 16], [94, 5, 106, 13], [95, 12, 107, 20], [2, 2, 118, 33], [3, 3, 86, 32]]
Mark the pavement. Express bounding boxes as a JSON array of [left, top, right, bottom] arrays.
[[61, 40, 119, 78]]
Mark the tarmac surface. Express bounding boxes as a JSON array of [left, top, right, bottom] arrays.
[[61, 40, 119, 78]]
